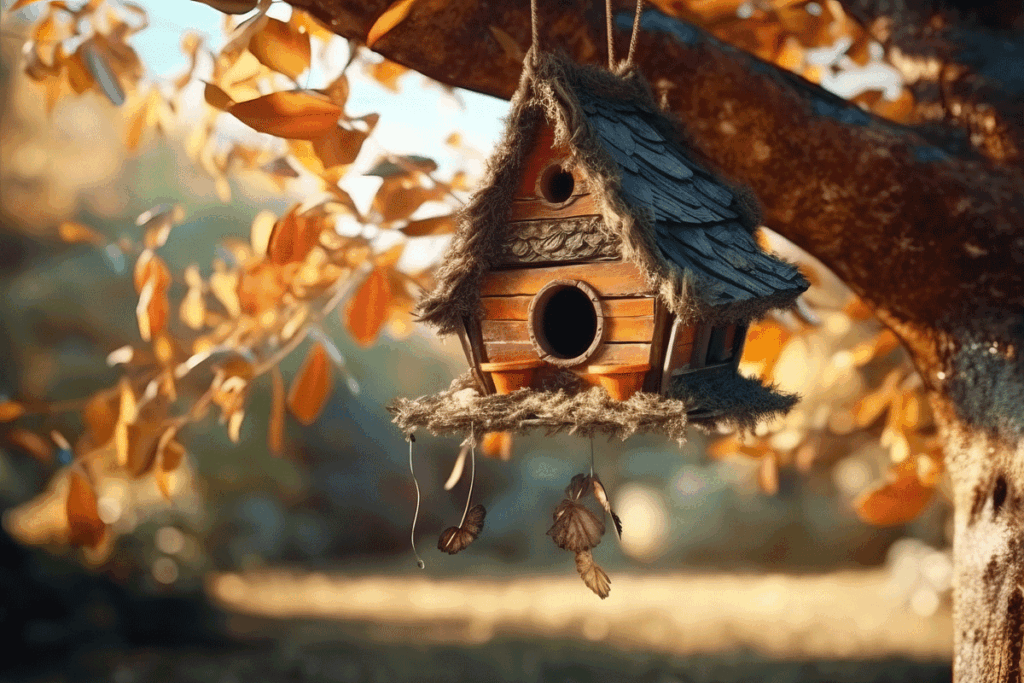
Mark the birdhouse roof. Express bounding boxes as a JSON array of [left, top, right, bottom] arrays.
[[418, 51, 808, 334]]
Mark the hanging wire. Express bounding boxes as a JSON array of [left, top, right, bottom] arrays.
[[626, 0, 644, 67], [605, 0, 615, 69], [459, 426, 477, 527], [407, 435, 425, 569]]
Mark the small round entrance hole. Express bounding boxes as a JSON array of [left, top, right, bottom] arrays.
[[539, 164, 575, 204], [529, 281, 603, 365]]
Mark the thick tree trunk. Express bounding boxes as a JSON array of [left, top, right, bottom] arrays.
[[287, 1, 1024, 678], [941, 416, 1024, 682]]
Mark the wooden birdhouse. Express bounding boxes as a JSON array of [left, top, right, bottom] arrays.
[[390, 51, 809, 442]]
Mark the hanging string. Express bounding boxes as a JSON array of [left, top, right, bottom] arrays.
[[530, 0, 540, 54], [605, 0, 615, 69], [626, 0, 644, 67], [589, 437, 595, 477], [459, 426, 477, 527], [407, 435, 425, 569]]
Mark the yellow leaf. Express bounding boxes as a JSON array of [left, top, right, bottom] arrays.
[[249, 209, 277, 257], [854, 459, 934, 526], [311, 125, 367, 170], [267, 205, 322, 265], [58, 220, 103, 245], [203, 81, 235, 110], [366, 0, 418, 48], [290, 9, 334, 42], [66, 467, 105, 548], [0, 400, 25, 422], [367, 59, 408, 92], [344, 267, 390, 347], [248, 17, 310, 80], [287, 343, 333, 425], [136, 278, 169, 342], [268, 365, 285, 454], [401, 214, 456, 236], [66, 48, 95, 94], [137, 203, 184, 250], [155, 436, 185, 500], [133, 250, 171, 294], [228, 90, 342, 140], [82, 389, 119, 448], [321, 72, 349, 109], [180, 286, 206, 330]]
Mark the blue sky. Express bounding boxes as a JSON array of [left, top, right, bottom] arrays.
[[134, 0, 509, 176]]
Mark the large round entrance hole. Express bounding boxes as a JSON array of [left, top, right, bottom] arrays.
[[539, 163, 575, 204], [529, 281, 603, 365]]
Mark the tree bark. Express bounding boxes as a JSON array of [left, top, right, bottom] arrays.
[[287, 1, 1024, 678]]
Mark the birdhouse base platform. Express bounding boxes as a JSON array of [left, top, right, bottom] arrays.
[[387, 368, 796, 443]]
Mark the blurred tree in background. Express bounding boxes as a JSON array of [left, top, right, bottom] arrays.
[[0, 1, 1020, 681]]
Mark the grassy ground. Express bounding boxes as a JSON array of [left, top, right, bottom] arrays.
[[6, 568, 953, 683]]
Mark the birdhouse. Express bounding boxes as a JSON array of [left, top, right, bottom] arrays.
[[390, 52, 809, 442]]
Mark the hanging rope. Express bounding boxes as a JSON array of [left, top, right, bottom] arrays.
[[626, 0, 644, 67], [606, 0, 615, 69], [530, 0, 540, 54], [459, 426, 477, 527]]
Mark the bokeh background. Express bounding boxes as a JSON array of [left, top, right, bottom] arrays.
[[0, 1, 956, 681]]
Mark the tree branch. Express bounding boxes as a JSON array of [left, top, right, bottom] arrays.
[[292, 0, 1023, 350]]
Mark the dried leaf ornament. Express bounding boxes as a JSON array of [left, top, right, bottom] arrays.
[[438, 503, 486, 554], [548, 496, 605, 553], [550, 471, 618, 598], [575, 550, 611, 599], [591, 476, 623, 540], [438, 431, 485, 554]]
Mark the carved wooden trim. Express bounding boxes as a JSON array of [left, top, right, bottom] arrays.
[[480, 261, 650, 297], [497, 215, 619, 265]]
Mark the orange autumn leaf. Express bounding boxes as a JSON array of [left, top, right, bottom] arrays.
[[66, 467, 105, 548], [481, 431, 513, 460], [401, 214, 456, 236], [310, 125, 368, 170], [345, 267, 391, 347], [366, 0, 418, 48], [0, 400, 26, 422], [267, 206, 322, 265], [133, 250, 171, 294], [136, 278, 169, 342], [268, 365, 286, 454], [854, 458, 935, 526], [58, 220, 104, 245], [248, 17, 311, 80], [203, 81, 235, 110], [287, 342, 334, 425], [228, 90, 342, 140], [83, 388, 121, 446]]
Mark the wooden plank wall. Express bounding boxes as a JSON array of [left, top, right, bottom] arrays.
[[478, 261, 656, 367]]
